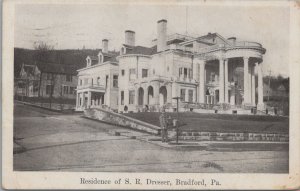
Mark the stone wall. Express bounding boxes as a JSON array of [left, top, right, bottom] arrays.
[[84, 108, 161, 135], [84, 108, 288, 142], [178, 131, 289, 142]]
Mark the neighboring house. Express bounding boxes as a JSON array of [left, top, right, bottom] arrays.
[[76, 40, 119, 111], [76, 19, 266, 112], [15, 64, 37, 97], [15, 62, 78, 100]]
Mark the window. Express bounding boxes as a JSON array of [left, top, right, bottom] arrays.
[[84, 78, 88, 85], [99, 55, 103, 63], [129, 90, 135, 104], [66, 74, 72, 82], [70, 87, 76, 94], [180, 89, 186, 101], [129, 69, 136, 80], [121, 91, 124, 105], [184, 68, 188, 79], [188, 90, 193, 102], [105, 75, 108, 88], [33, 81, 39, 92], [189, 69, 192, 79], [46, 85, 53, 95], [179, 68, 183, 76], [97, 77, 101, 85], [210, 72, 215, 82], [121, 70, 125, 76], [153, 69, 155, 75], [79, 79, 82, 86], [121, 47, 126, 55], [63, 86, 69, 94], [46, 73, 52, 80], [142, 69, 148, 78], [113, 75, 118, 88]]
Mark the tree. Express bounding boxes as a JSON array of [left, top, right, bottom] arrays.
[[33, 41, 54, 62]]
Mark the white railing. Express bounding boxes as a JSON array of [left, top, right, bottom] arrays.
[[171, 41, 263, 54], [77, 83, 105, 90], [167, 33, 196, 42]]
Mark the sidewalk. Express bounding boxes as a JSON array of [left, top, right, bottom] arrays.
[[15, 100, 77, 113]]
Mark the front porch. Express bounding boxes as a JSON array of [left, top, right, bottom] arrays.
[[76, 85, 106, 111]]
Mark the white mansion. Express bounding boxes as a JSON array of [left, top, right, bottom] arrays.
[[76, 19, 266, 113]]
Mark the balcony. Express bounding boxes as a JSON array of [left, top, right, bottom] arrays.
[[77, 83, 106, 91], [171, 41, 265, 54]]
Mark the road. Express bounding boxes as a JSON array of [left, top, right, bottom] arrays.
[[13, 103, 289, 173]]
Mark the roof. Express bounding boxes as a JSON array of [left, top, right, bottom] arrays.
[[36, 62, 77, 75], [102, 51, 119, 62], [22, 64, 35, 76], [14, 48, 101, 78], [196, 32, 229, 45], [123, 45, 157, 55]]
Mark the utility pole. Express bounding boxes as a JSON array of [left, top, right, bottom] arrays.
[[268, 69, 272, 102], [172, 96, 182, 144], [185, 6, 188, 36]]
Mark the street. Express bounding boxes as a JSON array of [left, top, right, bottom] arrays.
[[13, 103, 289, 173]]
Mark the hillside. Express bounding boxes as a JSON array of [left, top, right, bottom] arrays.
[[14, 48, 101, 77]]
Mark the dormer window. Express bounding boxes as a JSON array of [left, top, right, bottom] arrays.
[[86, 57, 92, 67], [98, 52, 104, 64], [120, 46, 126, 55]]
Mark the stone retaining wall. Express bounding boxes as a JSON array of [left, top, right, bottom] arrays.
[[84, 108, 288, 142], [84, 108, 160, 135], [178, 131, 289, 142]]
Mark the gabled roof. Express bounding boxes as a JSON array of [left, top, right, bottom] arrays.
[[22, 64, 35, 76], [36, 61, 77, 75], [196, 32, 230, 45], [123, 44, 157, 55]]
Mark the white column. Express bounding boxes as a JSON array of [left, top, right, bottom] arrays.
[[199, 61, 206, 103], [185, 89, 188, 102], [193, 61, 199, 81], [87, 91, 91, 107], [76, 93, 79, 108], [230, 88, 235, 105], [166, 84, 172, 103], [172, 82, 178, 104], [219, 59, 225, 103], [257, 62, 264, 109], [80, 93, 84, 107], [243, 57, 249, 104], [135, 87, 139, 105], [224, 59, 229, 103], [144, 86, 148, 105], [251, 64, 256, 105], [193, 88, 196, 102], [153, 82, 160, 105]]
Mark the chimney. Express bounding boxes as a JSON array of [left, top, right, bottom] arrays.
[[125, 30, 135, 46], [102, 39, 108, 53], [157, 19, 167, 52]]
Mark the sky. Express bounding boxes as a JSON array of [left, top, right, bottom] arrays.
[[15, 3, 290, 77]]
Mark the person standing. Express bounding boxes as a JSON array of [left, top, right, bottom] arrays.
[[159, 108, 168, 142]]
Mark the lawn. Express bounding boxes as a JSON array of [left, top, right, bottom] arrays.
[[124, 112, 289, 134]]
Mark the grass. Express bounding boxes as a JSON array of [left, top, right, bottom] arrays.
[[124, 112, 289, 134]]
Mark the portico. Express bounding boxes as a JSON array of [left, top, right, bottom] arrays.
[[196, 54, 264, 109]]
